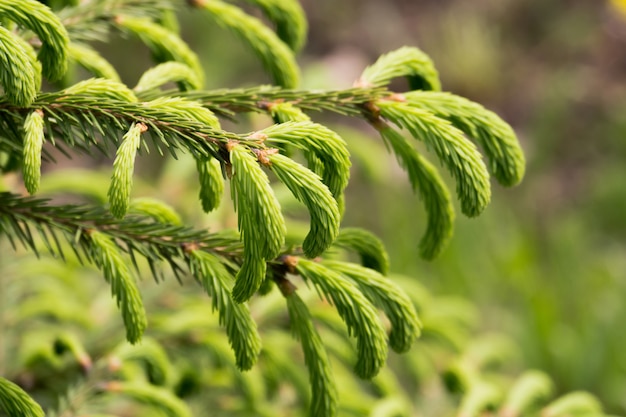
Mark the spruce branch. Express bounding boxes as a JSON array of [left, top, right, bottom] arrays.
[[261, 121, 351, 204], [88, 230, 147, 344], [541, 392, 603, 417], [376, 98, 491, 217], [108, 122, 147, 218], [267, 101, 312, 123], [333, 228, 390, 275], [0, 0, 69, 81], [0, 376, 45, 417], [403, 91, 525, 186], [68, 42, 121, 82], [115, 16, 204, 86], [134, 62, 202, 93], [266, 152, 340, 258], [322, 260, 421, 354], [187, 249, 262, 370], [0, 193, 244, 280], [59, 0, 174, 43], [238, 0, 308, 52], [294, 258, 388, 379], [143, 96, 220, 128], [196, 156, 225, 213], [1, 92, 234, 160], [458, 381, 502, 417], [180, 86, 391, 117], [372, 119, 455, 259], [62, 77, 138, 102], [229, 143, 286, 302], [284, 290, 338, 417], [359, 46, 441, 91], [22, 110, 46, 195], [129, 197, 183, 225], [0, 25, 41, 107], [189, 0, 300, 88], [114, 337, 173, 386], [103, 381, 192, 417]]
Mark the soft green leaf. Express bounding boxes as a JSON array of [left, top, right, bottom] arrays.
[[360, 46, 441, 91], [378, 125, 454, 259], [88, 230, 147, 343], [68, 42, 121, 81], [0, 25, 41, 106], [108, 122, 146, 218], [286, 292, 338, 417], [404, 91, 525, 186], [0, 377, 44, 417], [116, 16, 204, 86], [268, 153, 340, 258], [229, 144, 285, 302], [192, 0, 299, 88], [188, 250, 262, 370], [295, 258, 388, 379], [135, 62, 202, 93], [323, 260, 421, 353], [22, 110, 45, 194], [197, 156, 225, 213], [377, 99, 491, 217], [262, 121, 351, 203], [334, 228, 390, 274], [239, 0, 308, 52], [0, 0, 69, 81]]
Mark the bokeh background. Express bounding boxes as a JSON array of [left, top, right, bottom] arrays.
[[86, 0, 626, 413]]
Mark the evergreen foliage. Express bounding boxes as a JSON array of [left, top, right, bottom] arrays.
[[0, 1, 612, 416]]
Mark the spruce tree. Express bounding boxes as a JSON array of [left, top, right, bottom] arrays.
[[0, 1, 612, 416]]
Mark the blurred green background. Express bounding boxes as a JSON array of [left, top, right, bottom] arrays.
[[88, 0, 626, 414]]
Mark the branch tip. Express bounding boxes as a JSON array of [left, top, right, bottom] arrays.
[[388, 93, 407, 102], [225, 140, 239, 152], [182, 242, 200, 253], [253, 148, 279, 166], [136, 122, 148, 133], [361, 101, 385, 129], [258, 99, 284, 111], [282, 255, 299, 274], [248, 132, 268, 143], [353, 77, 374, 88]]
